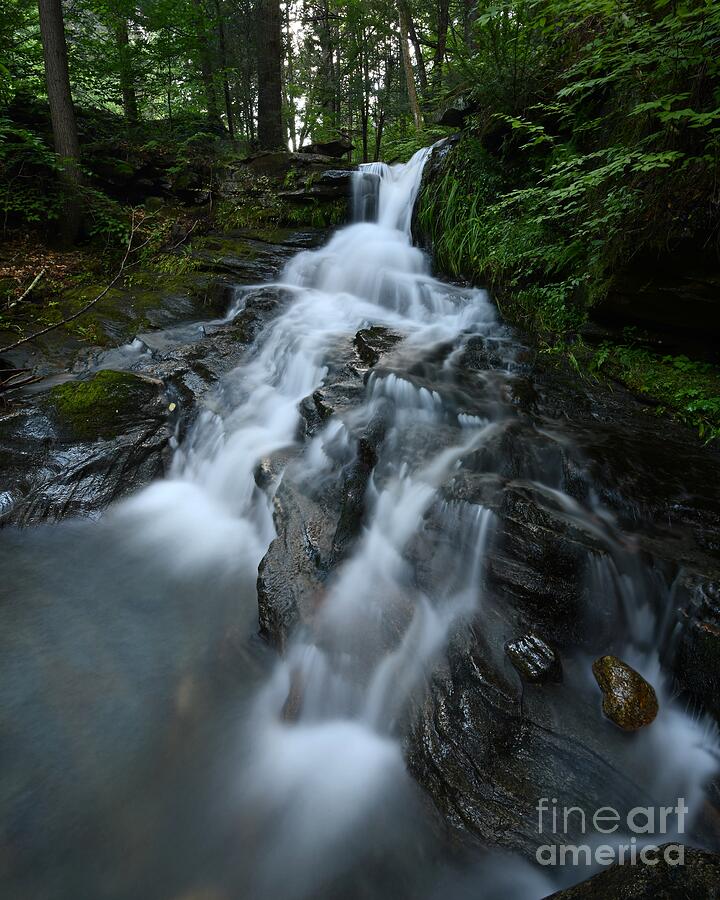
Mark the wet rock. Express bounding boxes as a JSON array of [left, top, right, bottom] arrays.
[[46, 370, 164, 441], [353, 327, 402, 367], [280, 169, 353, 204], [592, 655, 658, 731], [505, 633, 562, 684], [257, 471, 334, 651], [674, 582, 720, 721], [545, 845, 720, 899], [406, 632, 651, 857], [1, 373, 172, 525], [298, 390, 334, 438]]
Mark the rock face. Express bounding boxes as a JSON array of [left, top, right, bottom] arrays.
[[256, 325, 401, 650], [298, 137, 354, 158], [593, 253, 720, 342], [546, 845, 720, 899], [279, 169, 354, 204], [47, 370, 163, 441], [592, 656, 659, 731], [505, 633, 563, 684], [217, 154, 355, 226], [0, 233, 305, 526], [255, 319, 720, 859], [675, 582, 720, 720]]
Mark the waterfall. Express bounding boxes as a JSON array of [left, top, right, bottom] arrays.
[[1, 147, 717, 900]]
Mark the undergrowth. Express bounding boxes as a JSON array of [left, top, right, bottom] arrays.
[[590, 343, 720, 441]]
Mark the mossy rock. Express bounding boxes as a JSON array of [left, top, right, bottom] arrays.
[[592, 655, 658, 731], [47, 370, 164, 441]]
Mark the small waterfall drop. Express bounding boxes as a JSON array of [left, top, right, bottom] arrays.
[[0, 147, 717, 900]]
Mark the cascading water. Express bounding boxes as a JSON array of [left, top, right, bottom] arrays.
[[0, 148, 718, 900]]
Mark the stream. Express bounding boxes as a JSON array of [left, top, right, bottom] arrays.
[[1, 148, 719, 899]]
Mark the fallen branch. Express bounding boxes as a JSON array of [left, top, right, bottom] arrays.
[[12, 267, 46, 306], [0, 372, 45, 393], [0, 212, 201, 359]]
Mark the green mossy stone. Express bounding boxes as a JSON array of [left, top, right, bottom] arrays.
[[47, 370, 162, 441], [592, 655, 658, 731]]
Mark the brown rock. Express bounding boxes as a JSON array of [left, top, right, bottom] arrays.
[[592, 655, 658, 731]]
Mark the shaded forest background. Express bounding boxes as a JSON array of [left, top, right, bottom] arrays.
[[1, 0, 720, 435]]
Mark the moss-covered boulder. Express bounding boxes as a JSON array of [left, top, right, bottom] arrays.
[[47, 370, 164, 441], [592, 655, 658, 731]]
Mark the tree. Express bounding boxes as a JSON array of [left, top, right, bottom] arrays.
[[257, 0, 285, 149], [37, 0, 82, 244], [113, 12, 139, 123], [190, 0, 223, 131], [398, 1, 422, 129]]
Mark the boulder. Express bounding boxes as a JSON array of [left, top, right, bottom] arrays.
[[505, 633, 563, 684], [435, 106, 477, 128], [592, 656, 659, 731], [353, 327, 403, 367], [545, 845, 720, 898], [298, 137, 354, 158], [47, 370, 164, 441]]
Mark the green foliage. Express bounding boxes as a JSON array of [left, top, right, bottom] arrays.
[[591, 343, 720, 442], [0, 117, 64, 226], [420, 1, 720, 340], [381, 125, 453, 163]]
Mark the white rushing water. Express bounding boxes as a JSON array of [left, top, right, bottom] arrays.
[[112, 148, 716, 898], [4, 147, 718, 900], [111, 148, 517, 897]]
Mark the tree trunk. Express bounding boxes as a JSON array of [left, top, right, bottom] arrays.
[[318, 0, 335, 134], [401, 1, 427, 95], [374, 54, 395, 160], [360, 28, 370, 162], [398, 6, 422, 130], [432, 0, 450, 91], [166, 59, 173, 129], [213, 0, 235, 139], [257, 0, 284, 149], [463, 0, 478, 50], [191, 0, 222, 131], [115, 18, 139, 124], [284, 0, 297, 150], [37, 0, 82, 245]]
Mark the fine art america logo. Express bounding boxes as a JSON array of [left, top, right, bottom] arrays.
[[536, 797, 688, 867]]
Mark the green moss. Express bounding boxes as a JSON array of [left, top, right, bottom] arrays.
[[283, 199, 346, 229], [589, 344, 720, 441], [48, 370, 161, 440], [214, 195, 346, 232], [420, 136, 720, 441]]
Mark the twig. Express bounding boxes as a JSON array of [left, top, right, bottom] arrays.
[[0, 212, 201, 358], [0, 212, 141, 356], [166, 218, 200, 252], [0, 372, 45, 393], [12, 268, 46, 306]]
